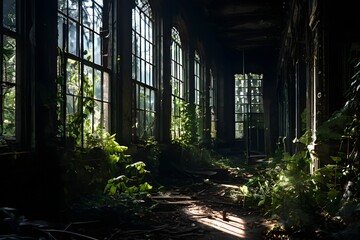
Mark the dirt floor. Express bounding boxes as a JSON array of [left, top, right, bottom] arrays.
[[2, 158, 276, 239], [86, 174, 275, 240], [139, 183, 274, 240]]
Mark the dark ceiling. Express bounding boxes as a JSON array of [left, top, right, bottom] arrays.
[[195, 0, 288, 52]]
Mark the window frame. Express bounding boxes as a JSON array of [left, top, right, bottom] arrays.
[[170, 26, 185, 140], [57, 0, 111, 146], [234, 73, 264, 140], [194, 50, 204, 140], [209, 68, 216, 139], [0, 0, 18, 147], [131, 0, 157, 142]]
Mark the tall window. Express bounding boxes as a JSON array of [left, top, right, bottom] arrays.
[[171, 27, 185, 140], [132, 0, 155, 141], [0, 0, 17, 139], [210, 69, 216, 139], [235, 73, 264, 139], [194, 51, 203, 139], [58, 0, 110, 144]]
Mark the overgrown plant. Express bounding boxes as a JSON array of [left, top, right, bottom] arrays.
[[104, 161, 153, 197], [168, 99, 216, 170], [61, 127, 131, 200], [260, 57, 360, 237], [171, 100, 199, 145], [56, 48, 133, 200]]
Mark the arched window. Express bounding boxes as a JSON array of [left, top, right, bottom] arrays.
[[0, 0, 17, 139], [170, 27, 185, 140], [132, 0, 155, 141], [57, 0, 111, 145]]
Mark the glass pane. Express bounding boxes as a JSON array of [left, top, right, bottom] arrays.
[[141, 59, 145, 83], [179, 47, 183, 65], [94, 0, 103, 7], [132, 55, 136, 79], [137, 110, 144, 137], [66, 95, 79, 115], [94, 3, 102, 33], [58, 15, 65, 48], [132, 9, 136, 29], [94, 69, 101, 100], [147, 20, 152, 43], [250, 87, 260, 95], [136, 57, 141, 82], [83, 28, 93, 61], [146, 63, 152, 86], [2, 85, 16, 136], [68, 0, 79, 20], [242, 97, 248, 104], [3, 0, 16, 31], [171, 61, 175, 80], [140, 13, 146, 39], [141, 36, 146, 60], [146, 112, 155, 135], [82, 0, 93, 29], [58, 0, 67, 13], [150, 90, 155, 111], [1, 36, 16, 136], [240, 87, 247, 95], [103, 102, 109, 131], [94, 33, 101, 64], [94, 100, 101, 128], [171, 78, 176, 95], [139, 86, 145, 110], [132, 32, 136, 56], [145, 87, 150, 110], [83, 104, 93, 134], [68, 19, 79, 56], [66, 59, 80, 95], [134, 9, 140, 34], [195, 92, 200, 105], [251, 104, 260, 113], [149, 64, 154, 87], [179, 65, 183, 83], [3, 36, 16, 84], [103, 72, 109, 102], [180, 82, 184, 100], [83, 65, 93, 98], [145, 40, 150, 63], [135, 85, 140, 108], [135, 33, 141, 57]]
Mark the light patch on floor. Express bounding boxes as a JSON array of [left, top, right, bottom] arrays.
[[183, 204, 247, 239]]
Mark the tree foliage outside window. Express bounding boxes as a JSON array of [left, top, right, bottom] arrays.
[[57, 0, 110, 146], [132, 0, 156, 142], [1, 0, 17, 138]]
